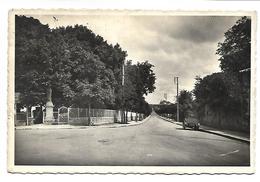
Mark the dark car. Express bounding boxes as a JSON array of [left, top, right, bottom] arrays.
[[182, 112, 200, 130]]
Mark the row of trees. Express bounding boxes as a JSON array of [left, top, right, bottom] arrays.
[[156, 16, 251, 130], [193, 17, 251, 130], [155, 91, 194, 122], [154, 100, 176, 117], [168, 16, 251, 130], [15, 15, 156, 116]]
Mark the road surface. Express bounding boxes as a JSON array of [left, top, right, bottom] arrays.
[[15, 113, 250, 166]]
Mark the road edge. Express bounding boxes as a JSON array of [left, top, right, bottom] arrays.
[[157, 115, 250, 144], [199, 129, 250, 144], [15, 115, 151, 130]]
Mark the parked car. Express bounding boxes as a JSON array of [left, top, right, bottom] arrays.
[[182, 112, 200, 130]]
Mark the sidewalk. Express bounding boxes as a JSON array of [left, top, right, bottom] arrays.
[[158, 115, 250, 143], [199, 125, 250, 143], [15, 115, 151, 130]]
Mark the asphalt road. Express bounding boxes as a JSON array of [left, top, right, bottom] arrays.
[[15, 113, 250, 166]]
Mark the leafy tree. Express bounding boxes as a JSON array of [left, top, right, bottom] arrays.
[[15, 16, 73, 110], [178, 90, 193, 122], [136, 61, 156, 96], [193, 73, 242, 115], [15, 17, 126, 109], [153, 102, 177, 118], [216, 16, 251, 124], [126, 61, 156, 113], [45, 31, 72, 107], [53, 26, 127, 108], [15, 15, 156, 121], [15, 15, 51, 108], [69, 51, 116, 108], [123, 61, 138, 112], [122, 60, 156, 122], [216, 16, 251, 73]]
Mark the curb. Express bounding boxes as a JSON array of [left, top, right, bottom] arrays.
[[198, 129, 250, 144], [15, 115, 151, 131], [105, 115, 151, 128], [158, 115, 249, 144]]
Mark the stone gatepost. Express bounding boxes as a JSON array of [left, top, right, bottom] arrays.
[[45, 88, 54, 124]]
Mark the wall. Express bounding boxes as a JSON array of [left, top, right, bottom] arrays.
[[199, 105, 250, 133]]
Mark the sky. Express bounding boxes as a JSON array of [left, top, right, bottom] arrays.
[[31, 14, 241, 104]]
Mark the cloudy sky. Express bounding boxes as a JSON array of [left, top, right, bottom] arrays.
[[32, 14, 241, 104]]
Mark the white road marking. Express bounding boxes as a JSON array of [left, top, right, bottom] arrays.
[[219, 150, 239, 156], [146, 153, 153, 157]]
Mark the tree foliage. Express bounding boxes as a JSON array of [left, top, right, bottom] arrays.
[[193, 73, 242, 114], [193, 16, 251, 127], [123, 60, 156, 115], [178, 90, 193, 122], [15, 15, 52, 107], [216, 16, 251, 73], [15, 15, 156, 114], [153, 100, 176, 117]]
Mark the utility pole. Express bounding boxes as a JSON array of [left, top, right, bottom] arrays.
[[121, 60, 125, 123], [174, 76, 179, 123]]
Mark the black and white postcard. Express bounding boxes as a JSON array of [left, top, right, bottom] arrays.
[[8, 9, 256, 174]]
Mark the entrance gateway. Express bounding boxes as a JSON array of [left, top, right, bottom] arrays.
[[58, 106, 69, 124]]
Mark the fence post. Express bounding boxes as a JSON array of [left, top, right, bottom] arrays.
[[58, 108, 60, 124], [26, 111, 28, 126], [68, 108, 70, 123], [88, 103, 91, 125], [42, 112, 44, 124]]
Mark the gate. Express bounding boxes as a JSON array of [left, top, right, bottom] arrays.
[[58, 106, 69, 124], [34, 107, 43, 124]]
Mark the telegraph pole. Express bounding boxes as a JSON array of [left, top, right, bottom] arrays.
[[174, 76, 179, 123], [121, 60, 125, 123]]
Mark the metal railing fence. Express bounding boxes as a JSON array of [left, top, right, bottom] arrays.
[[40, 107, 145, 126]]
